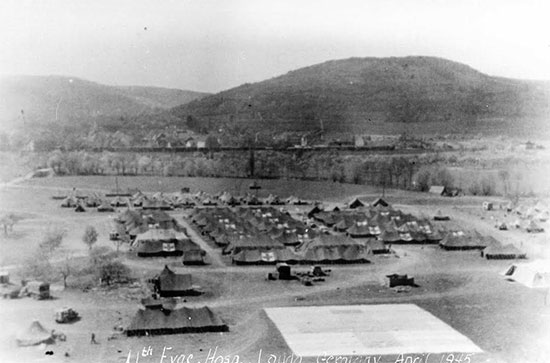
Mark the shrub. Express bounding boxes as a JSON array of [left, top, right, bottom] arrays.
[[89, 246, 118, 266], [96, 260, 131, 286], [39, 227, 66, 254]]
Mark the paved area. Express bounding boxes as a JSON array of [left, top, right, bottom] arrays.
[[265, 304, 483, 357]]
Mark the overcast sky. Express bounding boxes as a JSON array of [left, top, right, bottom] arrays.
[[1, 0, 549, 93]]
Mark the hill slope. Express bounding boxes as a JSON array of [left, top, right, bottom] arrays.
[[171, 56, 550, 135], [0, 75, 208, 130]]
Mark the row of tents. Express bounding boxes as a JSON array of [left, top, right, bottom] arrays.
[[59, 189, 312, 212], [190, 207, 373, 264], [308, 204, 443, 244], [112, 209, 206, 262], [439, 230, 527, 259]]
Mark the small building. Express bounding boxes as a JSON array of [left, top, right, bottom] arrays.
[[483, 202, 494, 211], [354, 135, 365, 148], [276, 263, 292, 280], [0, 271, 9, 284], [385, 274, 415, 288], [429, 186, 445, 195]]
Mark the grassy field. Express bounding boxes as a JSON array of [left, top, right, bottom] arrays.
[[1, 176, 549, 363]]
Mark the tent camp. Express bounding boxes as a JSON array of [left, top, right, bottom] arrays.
[[126, 306, 228, 336], [16, 320, 54, 346], [502, 260, 550, 288], [153, 266, 201, 297]]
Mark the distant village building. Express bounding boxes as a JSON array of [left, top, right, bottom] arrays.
[[429, 186, 445, 195], [354, 135, 365, 148], [185, 138, 196, 148]]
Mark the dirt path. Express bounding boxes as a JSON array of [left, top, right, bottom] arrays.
[[178, 218, 225, 267]]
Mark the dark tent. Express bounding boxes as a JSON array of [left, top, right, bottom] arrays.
[[439, 231, 489, 250], [366, 239, 389, 254], [482, 244, 526, 260], [183, 249, 207, 265], [286, 196, 308, 205], [347, 221, 371, 238], [307, 205, 323, 219], [141, 297, 178, 310], [348, 198, 365, 209], [434, 210, 450, 221], [60, 196, 77, 208], [126, 306, 228, 336], [133, 229, 201, 257], [111, 196, 129, 207], [299, 234, 371, 264], [98, 200, 115, 212], [85, 195, 102, 207], [153, 265, 201, 297], [526, 221, 544, 233], [372, 198, 389, 207]]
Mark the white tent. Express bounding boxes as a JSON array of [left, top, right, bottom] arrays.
[[16, 320, 54, 346], [502, 260, 550, 288]]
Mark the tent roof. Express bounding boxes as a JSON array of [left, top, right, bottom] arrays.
[[157, 265, 193, 292], [127, 306, 226, 333]]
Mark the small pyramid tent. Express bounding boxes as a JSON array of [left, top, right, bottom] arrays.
[[348, 198, 365, 209]]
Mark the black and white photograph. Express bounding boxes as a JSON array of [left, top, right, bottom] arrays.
[[0, 1, 549, 362]]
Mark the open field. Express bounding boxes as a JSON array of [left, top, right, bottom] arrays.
[[1, 176, 549, 363]]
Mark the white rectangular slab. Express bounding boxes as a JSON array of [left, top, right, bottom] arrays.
[[265, 304, 483, 357]]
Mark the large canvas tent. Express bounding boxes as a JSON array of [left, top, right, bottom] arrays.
[[133, 229, 200, 257], [153, 265, 201, 297], [16, 320, 54, 346], [482, 244, 526, 260], [299, 234, 371, 264], [503, 260, 550, 288], [126, 306, 228, 336], [439, 231, 492, 250]]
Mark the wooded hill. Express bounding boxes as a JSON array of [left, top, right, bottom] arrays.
[[171, 56, 550, 136]]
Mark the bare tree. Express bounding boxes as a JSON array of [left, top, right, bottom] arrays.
[[59, 253, 74, 288]]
